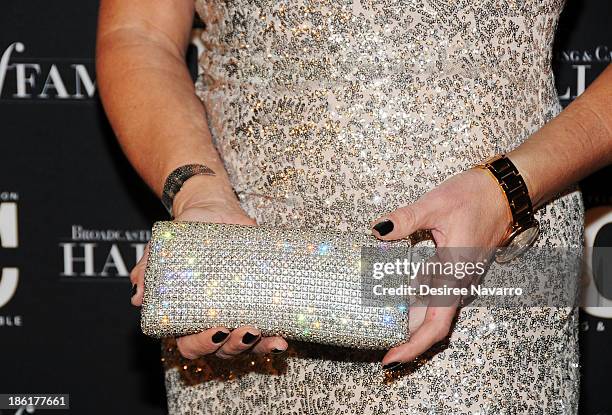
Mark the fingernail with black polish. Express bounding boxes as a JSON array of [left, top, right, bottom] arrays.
[[242, 332, 260, 344], [382, 362, 402, 371], [271, 348, 286, 354], [373, 219, 394, 236], [131, 284, 137, 297], [212, 331, 229, 344]]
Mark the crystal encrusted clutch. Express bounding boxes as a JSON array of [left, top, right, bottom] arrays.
[[141, 221, 410, 349]]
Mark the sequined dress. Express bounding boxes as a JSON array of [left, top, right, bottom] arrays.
[[162, 0, 584, 413]]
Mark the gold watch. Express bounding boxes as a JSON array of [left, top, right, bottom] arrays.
[[475, 154, 540, 263]]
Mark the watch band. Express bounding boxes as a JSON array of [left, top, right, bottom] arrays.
[[161, 164, 216, 218], [475, 154, 536, 237]]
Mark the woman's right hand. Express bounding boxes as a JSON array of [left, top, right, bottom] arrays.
[[130, 190, 289, 360]]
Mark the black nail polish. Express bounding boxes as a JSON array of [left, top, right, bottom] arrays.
[[382, 362, 402, 371], [242, 332, 259, 344], [373, 219, 394, 236], [211, 331, 229, 344], [131, 284, 137, 297], [271, 348, 286, 354]]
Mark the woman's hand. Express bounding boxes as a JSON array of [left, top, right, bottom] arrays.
[[130, 189, 289, 360], [370, 167, 513, 369]]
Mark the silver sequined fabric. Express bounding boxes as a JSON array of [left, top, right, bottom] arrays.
[[164, 0, 584, 413]]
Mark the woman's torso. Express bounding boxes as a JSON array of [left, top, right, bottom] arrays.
[[194, 0, 568, 232], [162, 2, 585, 413]]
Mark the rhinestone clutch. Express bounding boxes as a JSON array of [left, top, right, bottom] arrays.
[[141, 221, 410, 349]]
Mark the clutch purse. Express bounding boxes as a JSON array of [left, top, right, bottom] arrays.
[[141, 221, 410, 349]]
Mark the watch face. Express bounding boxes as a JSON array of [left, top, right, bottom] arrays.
[[495, 223, 540, 263]]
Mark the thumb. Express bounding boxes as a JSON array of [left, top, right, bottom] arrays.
[[370, 197, 437, 240]]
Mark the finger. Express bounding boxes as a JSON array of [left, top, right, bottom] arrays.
[[382, 305, 457, 368], [215, 326, 262, 359], [130, 241, 151, 306], [251, 336, 289, 355], [408, 305, 427, 333], [175, 327, 231, 360], [370, 197, 438, 240], [390, 251, 461, 365]]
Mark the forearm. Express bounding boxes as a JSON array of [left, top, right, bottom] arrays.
[[508, 64, 612, 208], [96, 27, 238, 211]]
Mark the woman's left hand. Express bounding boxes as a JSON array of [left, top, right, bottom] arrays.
[[370, 167, 513, 369]]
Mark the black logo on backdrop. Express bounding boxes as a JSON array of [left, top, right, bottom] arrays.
[[0, 42, 95, 100], [59, 226, 149, 278], [1, 31, 205, 101], [555, 45, 611, 102], [0, 191, 23, 328], [583, 207, 612, 320], [593, 224, 612, 301]]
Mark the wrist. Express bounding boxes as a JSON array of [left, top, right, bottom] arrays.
[[474, 154, 541, 260], [172, 174, 241, 217], [471, 167, 514, 231], [505, 150, 539, 208]]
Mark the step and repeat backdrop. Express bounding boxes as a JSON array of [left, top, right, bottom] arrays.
[[1, 1, 611, 414]]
